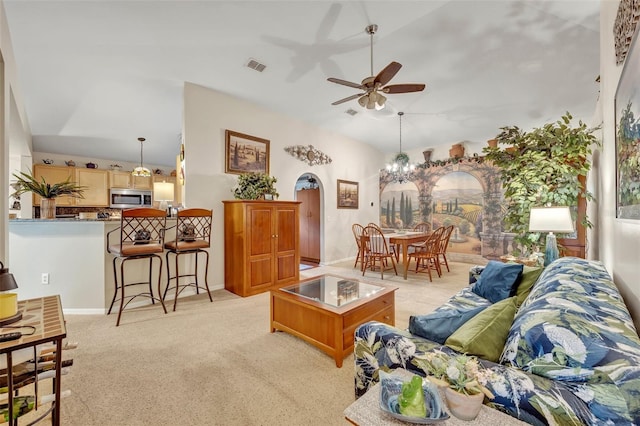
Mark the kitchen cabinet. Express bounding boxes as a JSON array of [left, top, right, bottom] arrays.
[[75, 168, 109, 206], [223, 200, 300, 297], [32, 164, 75, 206], [33, 164, 109, 207], [109, 171, 152, 190], [297, 188, 320, 263]]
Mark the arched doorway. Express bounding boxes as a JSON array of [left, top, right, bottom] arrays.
[[295, 173, 322, 265]]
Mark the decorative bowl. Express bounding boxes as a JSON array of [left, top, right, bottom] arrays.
[[379, 371, 449, 424]]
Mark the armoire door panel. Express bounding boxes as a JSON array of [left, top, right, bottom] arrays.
[[276, 253, 297, 282], [276, 208, 297, 252], [248, 207, 273, 256], [249, 257, 273, 288]]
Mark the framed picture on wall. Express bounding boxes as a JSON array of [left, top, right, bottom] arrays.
[[225, 130, 270, 175], [615, 27, 640, 220], [337, 179, 359, 209]]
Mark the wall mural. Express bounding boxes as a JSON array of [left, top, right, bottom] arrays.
[[380, 157, 509, 260]]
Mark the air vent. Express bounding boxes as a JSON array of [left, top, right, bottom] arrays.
[[246, 58, 266, 72], [345, 109, 358, 116]]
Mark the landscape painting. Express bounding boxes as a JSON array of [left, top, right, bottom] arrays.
[[380, 181, 419, 228], [225, 130, 270, 175]]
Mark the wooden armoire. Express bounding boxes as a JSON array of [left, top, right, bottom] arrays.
[[296, 188, 320, 263], [223, 200, 300, 297]]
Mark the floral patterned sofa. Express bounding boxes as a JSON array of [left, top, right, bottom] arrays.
[[354, 257, 640, 425]]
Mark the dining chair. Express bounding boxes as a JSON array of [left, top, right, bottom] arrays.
[[413, 222, 431, 233], [106, 207, 168, 326], [407, 222, 432, 255], [437, 225, 455, 272], [164, 208, 213, 311], [367, 222, 399, 261], [352, 223, 366, 270], [407, 230, 442, 282], [361, 225, 397, 279]]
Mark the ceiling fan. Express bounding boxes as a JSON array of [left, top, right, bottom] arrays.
[[327, 24, 425, 110]]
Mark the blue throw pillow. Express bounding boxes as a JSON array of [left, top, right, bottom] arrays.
[[408, 304, 488, 344], [471, 261, 523, 303]]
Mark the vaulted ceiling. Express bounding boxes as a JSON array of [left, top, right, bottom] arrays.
[[3, 1, 600, 166]]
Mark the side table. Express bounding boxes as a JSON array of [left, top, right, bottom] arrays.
[[0, 296, 67, 425], [344, 370, 527, 425]]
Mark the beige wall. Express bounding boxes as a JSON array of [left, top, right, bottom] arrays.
[[183, 82, 384, 290], [597, 0, 640, 330]]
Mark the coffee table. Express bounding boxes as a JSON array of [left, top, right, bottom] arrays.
[[270, 274, 397, 367]]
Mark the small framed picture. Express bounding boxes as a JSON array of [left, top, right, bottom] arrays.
[[337, 179, 359, 209], [225, 130, 270, 175]]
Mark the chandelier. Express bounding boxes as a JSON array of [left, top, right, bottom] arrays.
[[131, 137, 152, 177], [385, 112, 415, 183]]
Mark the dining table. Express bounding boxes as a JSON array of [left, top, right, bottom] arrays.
[[360, 230, 431, 280]]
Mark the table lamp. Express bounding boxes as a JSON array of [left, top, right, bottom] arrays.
[[0, 261, 21, 326], [528, 206, 574, 267], [153, 181, 175, 215]]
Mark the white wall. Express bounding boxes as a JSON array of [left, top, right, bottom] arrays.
[[183, 82, 383, 290], [1, 0, 32, 263], [597, 0, 640, 329]]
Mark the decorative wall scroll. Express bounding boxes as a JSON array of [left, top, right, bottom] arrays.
[[284, 145, 332, 166], [614, 0, 640, 65]]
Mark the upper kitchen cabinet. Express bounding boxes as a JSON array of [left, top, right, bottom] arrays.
[[32, 164, 75, 206], [33, 164, 109, 207], [76, 168, 109, 206], [109, 170, 153, 190]]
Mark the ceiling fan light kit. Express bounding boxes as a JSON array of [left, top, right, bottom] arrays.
[[328, 24, 425, 109]]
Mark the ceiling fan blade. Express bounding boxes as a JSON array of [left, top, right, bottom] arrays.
[[327, 77, 365, 89], [374, 61, 402, 86], [382, 83, 426, 94], [331, 93, 365, 105]]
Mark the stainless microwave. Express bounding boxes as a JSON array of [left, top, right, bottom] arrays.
[[110, 188, 152, 209]]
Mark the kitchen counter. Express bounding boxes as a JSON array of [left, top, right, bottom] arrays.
[[8, 218, 184, 313]]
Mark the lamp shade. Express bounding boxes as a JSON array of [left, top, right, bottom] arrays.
[[153, 182, 174, 202], [528, 206, 575, 233], [0, 261, 18, 292]]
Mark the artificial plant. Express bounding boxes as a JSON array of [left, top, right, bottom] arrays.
[[233, 172, 279, 200], [11, 170, 85, 199], [483, 112, 600, 255]]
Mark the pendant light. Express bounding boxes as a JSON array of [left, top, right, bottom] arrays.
[[132, 137, 152, 177], [385, 112, 415, 183]]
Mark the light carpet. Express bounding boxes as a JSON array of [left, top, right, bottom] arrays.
[[45, 261, 473, 425]]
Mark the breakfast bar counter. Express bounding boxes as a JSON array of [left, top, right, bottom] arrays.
[[8, 218, 183, 313]]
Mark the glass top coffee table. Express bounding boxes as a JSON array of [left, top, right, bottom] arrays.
[[270, 274, 397, 368]]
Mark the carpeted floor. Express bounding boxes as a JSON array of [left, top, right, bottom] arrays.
[[43, 261, 472, 425]]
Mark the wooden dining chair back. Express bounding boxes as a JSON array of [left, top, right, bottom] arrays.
[[106, 207, 168, 326], [437, 225, 455, 272], [361, 225, 397, 279], [367, 222, 399, 261], [413, 222, 431, 233], [164, 208, 213, 311], [352, 223, 366, 270], [408, 227, 444, 282]]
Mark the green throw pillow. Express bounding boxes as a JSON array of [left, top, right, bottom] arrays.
[[514, 266, 543, 306], [445, 297, 517, 362]]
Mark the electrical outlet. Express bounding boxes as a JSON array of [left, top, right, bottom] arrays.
[[41, 273, 49, 285]]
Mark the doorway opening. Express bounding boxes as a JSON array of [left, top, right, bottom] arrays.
[[295, 173, 322, 269]]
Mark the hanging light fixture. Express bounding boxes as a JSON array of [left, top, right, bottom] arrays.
[[132, 137, 152, 177], [385, 112, 415, 183]]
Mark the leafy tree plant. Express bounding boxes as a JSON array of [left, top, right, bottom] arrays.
[[233, 173, 278, 200], [483, 112, 600, 255]]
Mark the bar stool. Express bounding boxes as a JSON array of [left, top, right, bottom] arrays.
[[106, 208, 168, 326], [163, 208, 213, 311]]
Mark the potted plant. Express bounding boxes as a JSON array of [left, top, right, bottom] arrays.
[[414, 350, 495, 420], [11, 170, 85, 219], [483, 112, 600, 256], [232, 172, 279, 200]]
